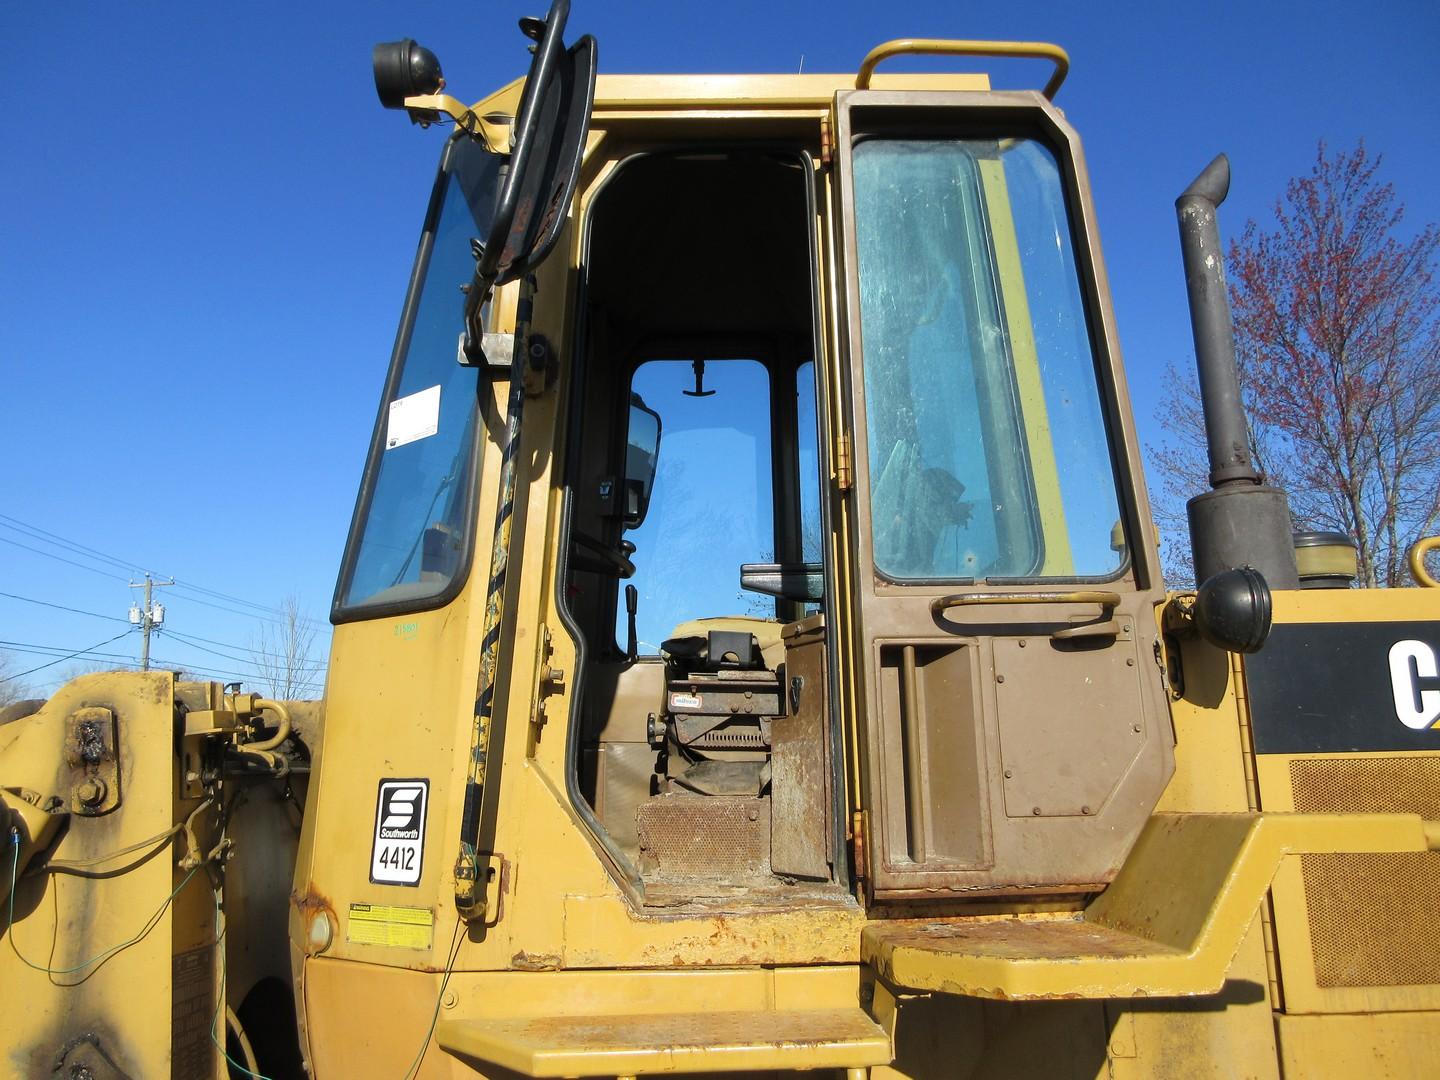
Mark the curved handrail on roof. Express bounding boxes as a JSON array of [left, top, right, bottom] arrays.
[[1409, 535, 1440, 588], [856, 38, 1070, 100]]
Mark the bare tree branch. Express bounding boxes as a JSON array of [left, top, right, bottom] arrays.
[[248, 595, 323, 699], [1153, 142, 1440, 588]]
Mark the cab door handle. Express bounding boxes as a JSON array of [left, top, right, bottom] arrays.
[[930, 590, 1121, 615], [1050, 618, 1123, 641]]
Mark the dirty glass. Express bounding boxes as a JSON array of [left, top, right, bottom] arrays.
[[616, 360, 775, 652], [337, 136, 501, 613], [852, 137, 1125, 582]]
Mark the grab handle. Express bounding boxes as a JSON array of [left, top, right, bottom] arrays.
[[930, 590, 1121, 616], [856, 38, 1070, 99]]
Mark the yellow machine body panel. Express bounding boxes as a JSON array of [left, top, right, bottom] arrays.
[[4, 22, 1440, 1080]]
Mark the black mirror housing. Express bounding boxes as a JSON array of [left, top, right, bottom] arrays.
[[1193, 566, 1273, 654], [372, 39, 445, 110], [623, 392, 662, 528]]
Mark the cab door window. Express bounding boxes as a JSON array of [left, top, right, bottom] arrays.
[[852, 137, 1125, 582]]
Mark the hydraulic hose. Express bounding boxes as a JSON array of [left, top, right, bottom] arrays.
[[245, 699, 292, 753]]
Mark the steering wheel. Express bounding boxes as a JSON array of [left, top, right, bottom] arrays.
[[571, 530, 635, 578]]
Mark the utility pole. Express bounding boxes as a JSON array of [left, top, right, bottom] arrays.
[[128, 573, 174, 672]]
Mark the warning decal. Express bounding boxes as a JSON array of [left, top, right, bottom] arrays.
[[347, 903, 435, 950], [370, 778, 428, 886]]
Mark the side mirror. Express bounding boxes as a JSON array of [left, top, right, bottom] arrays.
[[623, 393, 662, 528], [376, 4, 598, 362], [461, 0, 598, 361], [1193, 566, 1272, 653]]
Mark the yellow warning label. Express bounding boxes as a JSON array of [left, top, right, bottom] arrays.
[[347, 903, 434, 950]]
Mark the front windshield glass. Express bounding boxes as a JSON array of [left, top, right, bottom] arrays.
[[335, 135, 501, 616], [852, 137, 1126, 582], [616, 360, 775, 652]]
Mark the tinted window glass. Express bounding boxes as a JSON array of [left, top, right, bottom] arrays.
[[337, 137, 501, 613]]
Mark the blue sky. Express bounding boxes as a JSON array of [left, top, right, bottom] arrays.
[[3, 2, 1437, 693]]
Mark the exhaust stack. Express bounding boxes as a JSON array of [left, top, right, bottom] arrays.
[[1176, 155, 1299, 590]]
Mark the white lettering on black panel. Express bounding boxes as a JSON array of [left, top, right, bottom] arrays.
[[370, 779, 428, 886]]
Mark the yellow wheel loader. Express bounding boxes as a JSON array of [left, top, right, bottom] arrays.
[[5, 4, 1439, 1077]]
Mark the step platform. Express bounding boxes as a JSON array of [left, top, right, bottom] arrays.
[[437, 1007, 890, 1076]]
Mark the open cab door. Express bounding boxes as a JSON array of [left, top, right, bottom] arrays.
[[828, 68, 1175, 930]]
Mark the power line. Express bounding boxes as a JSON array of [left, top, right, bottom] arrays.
[[0, 514, 149, 575], [0, 641, 136, 663], [148, 655, 323, 693], [0, 630, 136, 684], [0, 591, 129, 623], [0, 536, 132, 583], [160, 629, 327, 671], [160, 627, 328, 666], [0, 638, 323, 695], [0, 642, 321, 694], [160, 590, 327, 631], [0, 514, 327, 630], [168, 583, 329, 630], [0, 639, 319, 694], [0, 594, 328, 672]]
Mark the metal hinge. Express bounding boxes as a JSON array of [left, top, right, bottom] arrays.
[[834, 433, 853, 492], [530, 625, 565, 743], [850, 809, 867, 884], [819, 115, 834, 167]]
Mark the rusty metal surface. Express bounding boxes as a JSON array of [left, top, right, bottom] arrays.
[[864, 812, 1436, 1000], [771, 625, 832, 880], [64, 706, 120, 816], [435, 1006, 891, 1076], [636, 796, 770, 879]]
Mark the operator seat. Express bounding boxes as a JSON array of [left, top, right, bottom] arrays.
[[661, 616, 786, 672]]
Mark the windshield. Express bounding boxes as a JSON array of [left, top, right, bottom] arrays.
[[852, 137, 1126, 582], [334, 135, 501, 618], [616, 359, 776, 651]]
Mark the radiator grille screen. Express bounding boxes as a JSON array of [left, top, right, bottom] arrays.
[[1290, 757, 1440, 988]]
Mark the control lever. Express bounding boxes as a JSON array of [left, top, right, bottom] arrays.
[[625, 584, 639, 663]]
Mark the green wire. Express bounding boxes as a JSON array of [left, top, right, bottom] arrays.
[[207, 881, 276, 1080], [7, 827, 446, 1079], [6, 830, 273, 1079], [6, 834, 199, 980], [401, 919, 466, 1080]]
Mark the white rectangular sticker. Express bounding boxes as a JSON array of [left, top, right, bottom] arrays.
[[385, 384, 441, 449], [370, 779, 428, 886]]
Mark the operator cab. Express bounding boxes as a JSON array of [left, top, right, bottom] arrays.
[[559, 150, 842, 903], [556, 91, 1176, 909]]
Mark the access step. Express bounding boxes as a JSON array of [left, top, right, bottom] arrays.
[[436, 1006, 891, 1076], [863, 812, 1440, 999]]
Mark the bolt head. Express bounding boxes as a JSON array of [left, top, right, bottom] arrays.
[[76, 777, 107, 806]]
